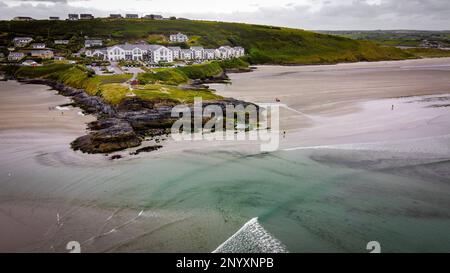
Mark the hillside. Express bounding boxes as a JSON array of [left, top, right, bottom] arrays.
[[0, 19, 413, 65]]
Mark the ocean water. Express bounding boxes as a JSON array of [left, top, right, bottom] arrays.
[[1, 137, 449, 252]]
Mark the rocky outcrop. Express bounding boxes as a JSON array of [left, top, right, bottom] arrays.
[[71, 118, 141, 154], [16, 74, 258, 154]]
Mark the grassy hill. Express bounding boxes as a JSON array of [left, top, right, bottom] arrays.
[[0, 19, 413, 65]]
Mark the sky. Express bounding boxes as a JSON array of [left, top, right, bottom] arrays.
[[1, 0, 449, 30]]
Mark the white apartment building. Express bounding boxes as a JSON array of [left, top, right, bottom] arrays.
[[180, 49, 193, 60], [168, 46, 182, 60], [190, 46, 204, 60], [106, 44, 173, 63]]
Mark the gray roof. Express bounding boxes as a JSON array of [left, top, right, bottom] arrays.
[[190, 46, 204, 50], [168, 46, 182, 50], [107, 44, 164, 51]]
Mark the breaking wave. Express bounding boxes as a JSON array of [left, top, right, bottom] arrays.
[[212, 217, 288, 253]]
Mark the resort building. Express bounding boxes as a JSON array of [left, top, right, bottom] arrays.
[[233, 46, 245, 57], [180, 49, 193, 60], [13, 37, 33, 47], [105, 44, 173, 63], [85, 39, 103, 48], [68, 14, 79, 20], [190, 46, 204, 60], [8, 52, 25, 61], [31, 43, 46, 49], [168, 46, 182, 60], [203, 49, 220, 60], [31, 50, 54, 59], [169, 33, 188, 43]]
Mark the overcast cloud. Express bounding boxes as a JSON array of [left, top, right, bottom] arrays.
[[1, 0, 449, 30]]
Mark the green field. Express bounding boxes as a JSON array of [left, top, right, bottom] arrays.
[[0, 19, 412, 65]]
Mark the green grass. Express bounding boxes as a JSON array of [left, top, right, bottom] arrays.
[[0, 19, 412, 65], [138, 68, 189, 85], [176, 62, 223, 79], [404, 48, 450, 58], [134, 84, 222, 103]]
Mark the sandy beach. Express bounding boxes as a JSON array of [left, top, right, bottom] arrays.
[[1, 57, 450, 252]]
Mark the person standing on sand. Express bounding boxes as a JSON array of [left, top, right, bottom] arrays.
[[392, 105, 394, 111]]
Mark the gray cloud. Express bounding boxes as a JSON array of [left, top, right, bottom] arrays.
[[0, 0, 449, 30]]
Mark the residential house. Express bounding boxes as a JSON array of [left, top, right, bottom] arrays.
[[180, 49, 193, 60], [13, 37, 33, 47], [49, 16, 60, 20], [68, 14, 79, 20], [168, 46, 182, 60], [144, 14, 163, 20], [190, 46, 204, 60], [54, 39, 69, 45], [169, 33, 188, 43], [31, 50, 54, 59], [80, 14, 94, 20], [85, 39, 103, 48], [126, 14, 139, 19], [54, 55, 65, 61], [13, 17, 34, 21], [31, 43, 46, 49], [8, 52, 25, 61], [109, 14, 122, 19], [22, 60, 39, 66]]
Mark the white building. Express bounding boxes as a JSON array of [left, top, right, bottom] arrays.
[[8, 52, 25, 61], [86, 49, 107, 59], [168, 46, 182, 60], [31, 43, 46, 49], [180, 49, 193, 60], [190, 46, 204, 60], [13, 37, 33, 47], [106, 44, 173, 63], [85, 39, 103, 48], [55, 40, 69, 45], [203, 49, 220, 60], [218, 46, 234, 59], [233, 47, 245, 57], [169, 33, 188, 43]]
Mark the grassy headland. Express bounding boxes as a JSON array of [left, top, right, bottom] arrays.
[[0, 19, 412, 65], [3, 62, 225, 105]]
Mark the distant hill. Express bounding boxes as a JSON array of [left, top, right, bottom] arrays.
[[0, 19, 413, 64]]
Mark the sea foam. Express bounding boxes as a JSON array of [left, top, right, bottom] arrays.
[[212, 217, 288, 253]]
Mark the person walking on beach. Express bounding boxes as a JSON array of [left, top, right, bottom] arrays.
[[391, 105, 394, 111]]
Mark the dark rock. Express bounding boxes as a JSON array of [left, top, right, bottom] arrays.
[[71, 119, 141, 153], [110, 155, 123, 160], [130, 145, 163, 155]]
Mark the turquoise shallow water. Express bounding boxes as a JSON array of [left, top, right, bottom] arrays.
[[2, 142, 449, 252]]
